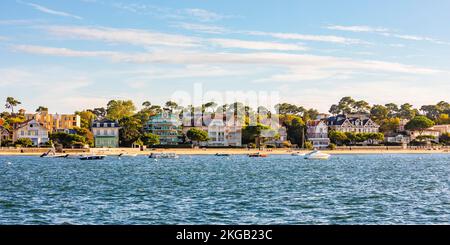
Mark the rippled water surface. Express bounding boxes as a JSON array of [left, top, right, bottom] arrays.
[[0, 154, 449, 224]]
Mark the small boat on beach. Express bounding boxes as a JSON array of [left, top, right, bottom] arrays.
[[149, 153, 179, 159], [215, 153, 230, 156], [248, 152, 268, 158], [304, 150, 330, 160], [79, 155, 106, 160], [118, 153, 138, 157]]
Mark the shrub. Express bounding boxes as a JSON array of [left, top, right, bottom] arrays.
[[328, 143, 336, 150], [14, 138, 33, 147], [305, 141, 314, 150]]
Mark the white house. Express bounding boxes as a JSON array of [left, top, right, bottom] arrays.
[[205, 115, 242, 147], [307, 120, 330, 149], [13, 119, 49, 146], [328, 114, 380, 133]]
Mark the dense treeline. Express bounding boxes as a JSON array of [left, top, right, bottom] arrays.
[[2, 96, 450, 147]]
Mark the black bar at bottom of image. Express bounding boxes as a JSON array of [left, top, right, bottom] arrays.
[[1, 225, 449, 243]]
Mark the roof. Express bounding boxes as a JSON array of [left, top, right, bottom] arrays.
[[15, 119, 46, 130], [307, 120, 326, 127], [327, 114, 379, 127], [92, 120, 120, 128]]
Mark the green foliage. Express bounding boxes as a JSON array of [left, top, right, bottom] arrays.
[[328, 143, 336, 150], [73, 127, 94, 147], [370, 104, 389, 123], [76, 110, 96, 129], [281, 140, 292, 148], [415, 135, 436, 142], [14, 138, 33, 147], [186, 128, 209, 144], [405, 116, 435, 134], [379, 117, 400, 133], [329, 130, 347, 145], [141, 133, 160, 146], [439, 133, 450, 145], [50, 132, 86, 148], [280, 114, 305, 147], [304, 141, 313, 150], [35, 106, 48, 113], [106, 100, 136, 120], [118, 116, 143, 147], [5, 97, 21, 114]]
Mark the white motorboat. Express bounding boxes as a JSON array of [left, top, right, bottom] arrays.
[[79, 155, 106, 160], [304, 150, 330, 160], [149, 153, 179, 159], [40, 149, 69, 158], [291, 152, 305, 156]]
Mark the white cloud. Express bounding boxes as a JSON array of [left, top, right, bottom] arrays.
[[209, 38, 308, 51], [13, 44, 440, 77], [183, 8, 226, 22], [20, 1, 83, 20], [246, 31, 366, 45], [173, 22, 228, 34], [327, 24, 450, 45], [44, 25, 201, 47], [327, 25, 389, 33]]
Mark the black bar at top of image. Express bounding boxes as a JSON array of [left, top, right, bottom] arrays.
[[0, 225, 450, 243]]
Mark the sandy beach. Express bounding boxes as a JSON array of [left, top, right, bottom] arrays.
[[1, 147, 449, 156]]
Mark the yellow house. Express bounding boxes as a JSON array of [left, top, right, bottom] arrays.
[[25, 111, 81, 132]]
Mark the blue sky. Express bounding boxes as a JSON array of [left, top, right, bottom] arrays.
[[1, 0, 450, 113]]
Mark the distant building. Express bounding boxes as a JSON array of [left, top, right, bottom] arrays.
[[206, 115, 242, 147], [13, 119, 49, 146], [409, 128, 441, 143], [147, 112, 182, 145], [386, 134, 411, 144], [398, 119, 410, 132], [25, 111, 81, 132], [92, 120, 120, 148], [327, 114, 379, 133], [0, 126, 11, 146], [307, 120, 330, 149], [429, 125, 450, 135]]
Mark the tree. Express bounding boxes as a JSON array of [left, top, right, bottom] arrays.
[[353, 100, 371, 114], [106, 100, 136, 120], [35, 106, 48, 113], [186, 128, 209, 145], [405, 116, 435, 135], [398, 103, 418, 120], [385, 103, 399, 118], [75, 110, 96, 129], [118, 116, 143, 147], [421, 105, 440, 121], [370, 105, 389, 123], [5, 97, 21, 114], [141, 133, 160, 147], [164, 101, 179, 113], [73, 127, 94, 147], [379, 117, 401, 133], [275, 103, 305, 115], [15, 138, 33, 147], [49, 132, 86, 148], [89, 107, 107, 119], [329, 130, 347, 145], [440, 133, 450, 145], [279, 114, 305, 147]]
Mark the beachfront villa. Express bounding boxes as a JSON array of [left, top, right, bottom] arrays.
[[12, 119, 49, 146], [408, 128, 441, 143], [206, 115, 243, 147], [92, 120, 120, 148], [307, 120, 331, 149], [327, 114, 380, 133], [25, 111, 81, 132], [147, 112, 182, 145]]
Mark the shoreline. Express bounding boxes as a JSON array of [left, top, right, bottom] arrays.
[[0, 148, 449, 156]]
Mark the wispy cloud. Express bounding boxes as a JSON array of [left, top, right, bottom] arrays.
[[327, 25, 389, 33], [44, 26, 201, 47], [209, 38, 308, 51], [247, 31, 367, 45], [19, 1, 83, 20], [327, 24, 450, 45], [173, 22, 228, 34], [12, 44, 440, 76], [183, 8, 227, 22]]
